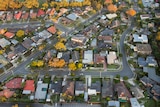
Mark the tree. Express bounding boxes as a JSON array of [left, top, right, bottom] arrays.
[[30, 60, 44, 67], [16, 30, 24, 38], [156, 32, 160, 41], [77, 63, 83, 69], [105, 0, 112, 4], [48, 58, 65, 68], [126, 9, 136, 16], [42, 2, 49, 10], [0, 49, 5, 55], [8, 0, 22, 9], [23, 0, 39, 9], [107, 4, 118, 13], [54, 42, 66, 51], [0, 0, 9, 10], [68, 62, 77, 71]]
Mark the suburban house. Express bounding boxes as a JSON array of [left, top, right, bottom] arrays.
[[14, 11, 22, 20], [94, 54, 107, 70], [114, 82, 132, 102], [135, 44, 152, 55], [22, 38, 35, 50], [66, 13, 78, 21], [35, 80, 48, 100], [38, 30, 52, 39], [0, 55, 9, 67], [22, 80, 35, 94], [75, 81, 86, 96], [110, 20, 120, 29], [107, 51, 117, 64], [98, 36, 112, 43], [61, 51, 71, 63], [137, 57, 147, 67], [151, 85, 160, 100], [71, 34, 88, 45], [0, 89, 14, 98], [47, 26, 57, 34], [140, 14, 152, 20], [142, 0, 154, 7], [21, 11, 29, 20], [0, 38, 11, 48], [140, 76, 156, 87], [108, 101, 120, 107], [71, 51, 80, 63], [82, 50, 93, 64], [130, 86, 144, 99], [130, 98, 141, 107], [133, 34, 148, 43], [88, 81, 101, 95], [106, 13, 117, 19], [4, 32, 15, 38], [102, 79, 113, 98], [146, 56, 157, 67], [5, 78, 22, 89], [155, 12, 160, 18], [31, 36, 44, 45], [100, 28, 115, 36], [37, 9, 45, 17], [30, 10, 37, 19], [6, 12, 13, 21]]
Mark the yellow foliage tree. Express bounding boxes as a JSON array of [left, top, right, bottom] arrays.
[[68, 62, 77, 71], [77, 63, 83, 69], [0, 96, 7, 102], [54, 42, 66, 51], [82, 0, 91, 6], [107, 4, 118, 13], [156, 32, 160, 41], [42, 2, 49, 10], [30, 60, 44, 67], [0, 49, 5, 55], [126, 9, 136, 16], [23, 0, 39, 9], [16, 30, 24, 38], [0, 0, 9, 10], [9, 0, 22, 9], [48, 58, 65, 68]]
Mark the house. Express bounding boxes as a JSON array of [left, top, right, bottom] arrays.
[[91, 38, 97, 47], [102, 79, 113, 98], [47, 26, 57, 34], [140, 14, 151, 20], [82, 50, 93, 64], [43, 50, 57, 61], [130, 86, 144, 99], [4, 32, 15, 38], [146, 56, 157, 66], [114, 82, 132, 102], [0, 29, 6, 35], [106, 13, 117, 19], [71, 34, 88, 45], [61, 51, 70, 62], [133, 34, 148, 43], [35, 80, 48, 100], [135, 44, 152, 55], [58, 8, 68, 17], [137, 57, 147, 67], [6, 12, 13, 21], [14, 11, 22, 20], [98, 36, 112, 43], [23, 80, 35, 94], [14, 44, 27, 54], [0, 89, 14, 98], [140, 76, 156, 87], [0, 55, 9, 67], [37, 9, 45, 17], [0, 11, 6, 21], [5, 78, 22, 89], [49, 79, 62, 94], [62, 81, 75, 96], [66, 13, 78, 21], [30, 10, 37, 19], [46, 8, 55, 16], [11, 39, 18, 45], [130, 98, 141, 107], [21, 11, 29, 20], [120, 12, 128, 22], [22, 38, 35, 49], [0, 38, 11, 48], [108, 101, 120, 107], [75, 81, 86, 96], [110, 20, 120, 29], [71, 51, 80, 63], [107, 51, 117, 64], [39, 30, 52, 39], [155, 13, 160, 18], [94, 54, 107, 70], [142, 0, 154, 7], [100, 28, 115, 36], [88, 81, 101, 95], [31, 36, 44, 45], [7, 51, 17, 61], [151, 85, 160, 100]]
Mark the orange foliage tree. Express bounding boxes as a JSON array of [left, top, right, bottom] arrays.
[[107, 4, 118, 13], [126, 9, 136, 16], [48, 58, 65, 68], [105, 0, 113, 4]]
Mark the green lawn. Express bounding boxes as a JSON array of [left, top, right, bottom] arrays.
[[120, 102, 130, 107], [107, 64, 119, 69], [43, 75, 51, 83], [89, 94, 100, 102], [51, 94, 60, 103], [144, 99, 159, 107]]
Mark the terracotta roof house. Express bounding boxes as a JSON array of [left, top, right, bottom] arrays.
[[135, 44, 152, 55], [114, 82, 132, 102], [98, 36, 112, 43], [6, 12, 13, 21], [30, 10, 37, 19], [5, 78, 22, 89], [37, 9, 45, 17], [0, 89, 14, 98], [102, 79, 113, 98], [14, 11, 22, 20], [23, 80, 35, 94], [94, 54, 107, 70], [46, 8, 55, 16], [4, 32, 15, 38], [140, 76, 156, 87], [47, 26, 57, 34], [0, 29, 6, 35], [75, 81, 86, 96], [21, 12, 29, 20], [58, 8, 68, 17], [22, 38, 34, 49], [107, 51, 117, 64]]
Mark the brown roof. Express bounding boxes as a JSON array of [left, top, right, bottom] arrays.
[[4, 32, 15, 38], [0, 89, 14, 98], [94, 54, 106, 64], [30, 13, 37, 19], [62, 81, 74, 96], [47, 26, 56, 34], [5, 78, 22, 89], [6, 13, 13, 21], [136, 44, 152, 53], [98, 36, 112, 41], [22, 12, 29, 20]]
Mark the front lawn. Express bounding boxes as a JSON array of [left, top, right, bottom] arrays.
[[107, 64, 120, 69], [89, 94, 100, 103]]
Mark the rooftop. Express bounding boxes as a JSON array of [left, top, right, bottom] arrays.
[[23, 80, 35, 92], [5, 78, 22, 89]]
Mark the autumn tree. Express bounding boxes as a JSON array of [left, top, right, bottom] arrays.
[[30, 60, 44, 67], [0, 0, 9, 10], [126, 9, 136, 16], [23, 0, 39, 9], [16, 30, 24, 38], [48, 58, 65, 68], [42, 2, 49, 10], [105, 0, 113, 4], [68, 62, 77, 71], [77, 63, 83, 69], [9, 0, 22, 10], [54, 42, 66, 51], [107, 4, 118, 13], [156, 32, 160, 41]]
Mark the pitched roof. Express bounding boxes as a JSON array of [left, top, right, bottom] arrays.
[[0, 29, 6, 35], [140, 76, 156, 85], [4, 32, 15, 38], [152, 85, 160, 95], [21, 12, 29, 20], [24, 80, 35, 92], [37, 9, 45, 17], [47, 26, 57, 34], [22, 38, 34, 49], [5, 78, 22, 89], [14, 11, 22, 20], [0, 38, 11, 48], [0, 89, 14, 98]]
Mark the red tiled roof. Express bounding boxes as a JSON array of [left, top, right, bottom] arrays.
[[4, 32, 15, 38], [0, 89, 14, 98], [22, 12, 29, 20], [5, 78, 22, 89], [37, 9, 45, 17], [47, 26, 57, 34], [24, 80, 35, 92], [30, 13, 37, 19], [14, 11, 22, 20]]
